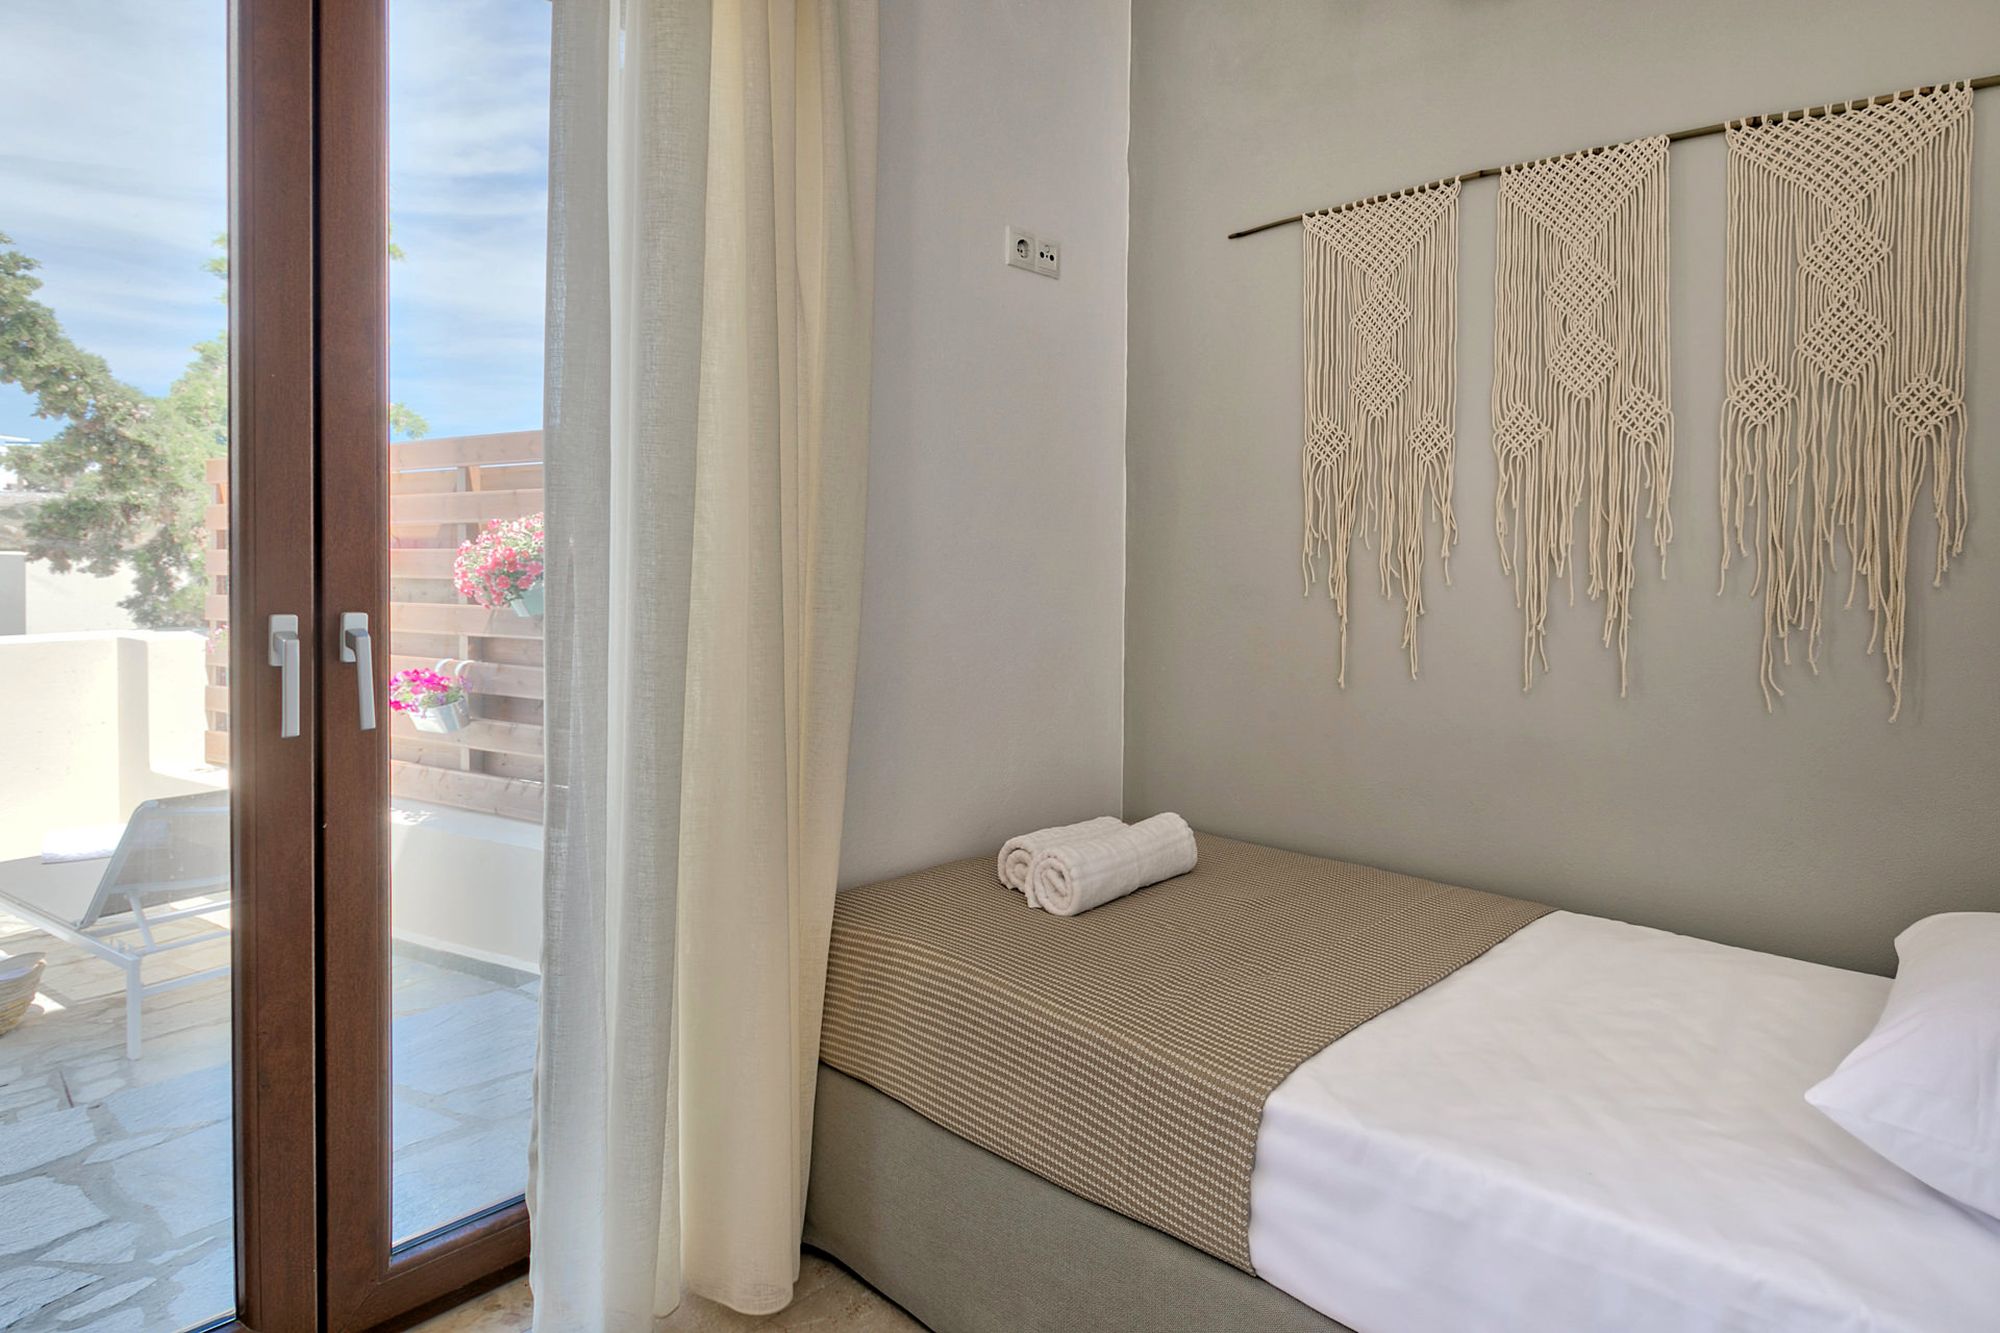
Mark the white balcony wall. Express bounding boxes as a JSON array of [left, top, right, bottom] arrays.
[[0, 631, 213, 860]]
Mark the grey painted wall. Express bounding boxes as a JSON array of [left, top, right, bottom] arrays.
[[1126, 0, 2000, 974], [841, 1, 1130, 887]]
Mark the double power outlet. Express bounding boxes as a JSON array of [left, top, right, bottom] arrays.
[[1005, 225, 1061, 279]]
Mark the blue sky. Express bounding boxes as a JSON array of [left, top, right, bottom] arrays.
[[0, 0, 550, 448]]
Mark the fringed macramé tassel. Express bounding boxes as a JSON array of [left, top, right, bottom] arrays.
[[1302, 415, 1362, 683], [1720, 82, 1974, 719], [1301, 182, 1460, 683], [1492, 136, 1672, 695]]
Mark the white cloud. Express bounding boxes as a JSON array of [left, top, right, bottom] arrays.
[[0, 1, 226, 411], [1, 0, 551, 443]]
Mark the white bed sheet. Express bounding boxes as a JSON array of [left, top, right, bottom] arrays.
[[1248, 911, 2000, 1333]]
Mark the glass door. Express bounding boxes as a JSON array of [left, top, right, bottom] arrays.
[[320, 0, 548, 1325], [0, 2, 319, 1330]]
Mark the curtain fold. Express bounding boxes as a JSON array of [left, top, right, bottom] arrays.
[[530, 1, 876, 1326]]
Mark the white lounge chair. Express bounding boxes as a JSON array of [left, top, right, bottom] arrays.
[[0, 793, 231, 1058]]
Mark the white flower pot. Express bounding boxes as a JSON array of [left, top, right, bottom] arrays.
[[411, 696, 473, 734], [509, 580, 545, 619]]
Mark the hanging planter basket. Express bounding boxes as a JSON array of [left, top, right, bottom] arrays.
[[390, 661, 475, 735], [410, 694, 474, 734], [455, 515, 546, 619]]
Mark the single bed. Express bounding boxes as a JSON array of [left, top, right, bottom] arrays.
[[807, 834, 2000, 1333]]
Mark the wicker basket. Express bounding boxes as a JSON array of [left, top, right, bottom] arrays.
[[0, 954, 46, 1037]]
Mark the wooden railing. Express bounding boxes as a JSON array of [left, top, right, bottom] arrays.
[[202, 431, 546, 822]]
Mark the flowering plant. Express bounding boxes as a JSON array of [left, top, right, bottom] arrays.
[[387, 667, 467, 715], [453, 513, 545, 610]]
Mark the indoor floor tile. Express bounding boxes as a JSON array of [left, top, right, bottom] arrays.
[[413, 1254, 923, 1332]]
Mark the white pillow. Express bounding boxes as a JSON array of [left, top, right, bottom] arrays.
[[1806, 912, 2000, 1219]]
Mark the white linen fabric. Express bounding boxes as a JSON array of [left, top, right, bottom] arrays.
[[996, 816, 1125, 894], [1249, 911, 2000, 1333], [1808, 911, 2000, 1221], [529, 1, 877, 1328], [1026, 812, 1196, 916]]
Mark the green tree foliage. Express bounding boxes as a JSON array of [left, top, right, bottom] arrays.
[[0, 232, 427, 627]]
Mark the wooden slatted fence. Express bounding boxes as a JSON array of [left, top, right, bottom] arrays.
[[202, 430, 546, 822]]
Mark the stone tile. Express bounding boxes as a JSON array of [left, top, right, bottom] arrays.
[[3, 928, 533, 1332], [0, 1080, 68, 1123], [412, 1277, 533, 1332], [0, 1176, 107, 1256], [655, 1256, 923, 1333], [32, 959, 129, 1007], [159, 1240, 234, 1332], [82, 1129, 175, 1165], [64, 1308, 148, 1333], [393, 988, 538, 1098], [0, 1266, 97, 1332], [64, 1020, 232, 1106], [393, 958, 505, 1017], [393, 1116, 531, 1241], [0, 1103, 95, 1176], [41, 1221, 142, 1265], [104, 1120, 233, 1239], [394, 1098, 461, 1152], [98, 1062, 229, 1135], [49, 1276, 152, 1325], [413, 1257, 927, 1333], [436, 1071, 533, 1125]]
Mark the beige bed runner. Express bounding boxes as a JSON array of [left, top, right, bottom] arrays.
[[819, 833, 1550, 1272]]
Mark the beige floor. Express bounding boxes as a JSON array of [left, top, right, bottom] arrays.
[[415, 1253, 925, 1332]]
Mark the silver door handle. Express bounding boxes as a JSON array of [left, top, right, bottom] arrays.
[[267, 614, 300, 739], [340, 612, 376, 732]]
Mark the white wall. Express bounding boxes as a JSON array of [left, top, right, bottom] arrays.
[[1124, 0, 2000, 974], [0, 553, 23, 636], [839, 0, 1132, 886], [391, 802, 543, 974], [0, 631, 211, 861]]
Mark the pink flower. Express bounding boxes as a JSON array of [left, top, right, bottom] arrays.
[[453, 512, 546, 609]]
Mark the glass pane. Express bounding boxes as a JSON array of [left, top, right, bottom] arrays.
[[386, 0, 551, 1244], [0, 3, 235, 1328]]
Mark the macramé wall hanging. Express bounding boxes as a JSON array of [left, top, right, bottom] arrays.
[[1301, 181, 1460, 684], [1262, 77, 1988, 710], [1493, 136, 1672, 695], [1719, 82, 1975, 719]]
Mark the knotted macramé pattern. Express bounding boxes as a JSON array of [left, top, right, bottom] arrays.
[[1493, 136, 1673, 695], [1720, 83, 1974, 719], [1301, 182, 1460, 684]]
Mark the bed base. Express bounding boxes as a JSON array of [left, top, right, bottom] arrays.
[[805, 1065, 1351, 1333]]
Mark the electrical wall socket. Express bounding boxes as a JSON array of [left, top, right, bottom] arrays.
[[1005, 225, 1038, 273], [1005, 225, 1061, 279], [1033, 236, 1061, 278]]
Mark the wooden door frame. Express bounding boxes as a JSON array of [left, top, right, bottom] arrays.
[[317, 2, 532, 1327], [230, 0, 322, 1328]]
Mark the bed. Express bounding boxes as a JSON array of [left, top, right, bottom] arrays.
[[805, 833, 2000, 1333]]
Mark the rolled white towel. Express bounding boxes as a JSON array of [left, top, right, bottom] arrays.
[[1027, 813, 1197, 917], [997, 816, 1125, 895]]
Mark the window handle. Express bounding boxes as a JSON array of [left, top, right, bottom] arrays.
[[267, 614, 300, 739], [340, 611, 376, 732]]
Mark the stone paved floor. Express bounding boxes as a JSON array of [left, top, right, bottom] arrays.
[[0, 910, 538, 1332]]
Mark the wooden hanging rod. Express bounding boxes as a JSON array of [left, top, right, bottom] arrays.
[[1227, 75, 2000, 241]]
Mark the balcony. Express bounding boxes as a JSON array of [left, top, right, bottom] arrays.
[[0, 435, 546, 1331]]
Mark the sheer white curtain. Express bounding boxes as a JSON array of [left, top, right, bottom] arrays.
[[529, 1, 877, 1327]]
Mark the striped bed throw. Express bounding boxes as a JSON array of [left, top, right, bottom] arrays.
[[819, 832, 1552, 1272]]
